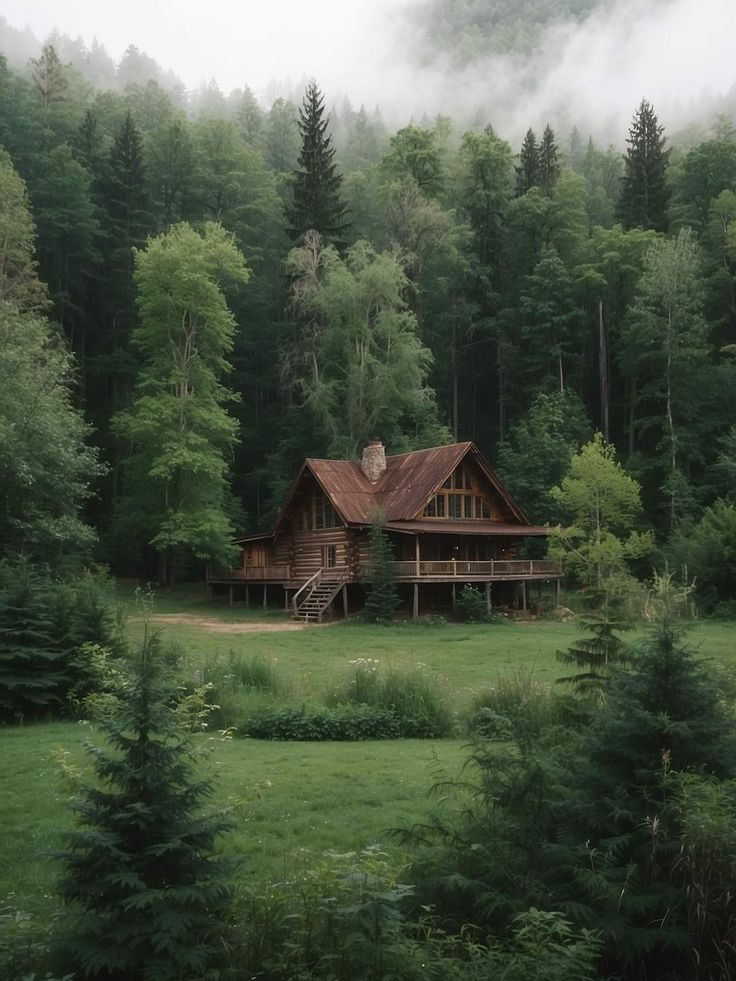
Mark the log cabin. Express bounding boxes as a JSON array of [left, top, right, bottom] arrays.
[[206, 439, 562, 621]]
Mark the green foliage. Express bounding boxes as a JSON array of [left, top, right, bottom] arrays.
[[622, 228, 711, 528], [412, 619, 736, 978], [286, 80, 348, 244], [556, 610, 632, 694], [454, 584, 489, 622], [330, 659, 454, 737], [0, 562, 65, 722], [0, 562, 125, 722], [243, 700, 401, 741], [55, 639, 233, 981], [288, 237, 450, 458], [363, 513, 400, 622], [667, 499, 736, 609], [468, 670, 574, 742], [114, 221, 250, 581], [548, 432, 653, 599], [496, 389, 591, 523], [618, 98, 671, 232]]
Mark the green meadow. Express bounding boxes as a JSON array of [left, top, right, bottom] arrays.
[[2, 590, 734, 920]]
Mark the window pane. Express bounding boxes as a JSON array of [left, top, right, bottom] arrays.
[[436, 494, 446, 517], [464, 495, 473, 518], [448, 494, 462, 518]]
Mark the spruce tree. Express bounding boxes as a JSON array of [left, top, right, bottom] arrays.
[[515, 127, 539, 196], [56, 637, 233, 980], [537, 123, 560, 193], [0, 561, 64, 721], [617, 98, 670, 232], [286, 80, 348, 245], [362, 511, 398, 622]]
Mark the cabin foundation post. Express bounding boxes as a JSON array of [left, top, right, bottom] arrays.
[[263, 584, 268, 609], [228, 585, 233, 607], [556, 579, 561, 606], [451, 582, 456, 616], [284, 587, 289, 611], [414, 536, 420, 576], [485, 581, 492, 615], [342, 584, 349, 618], [245, 585, 250, 608], [413, 582, 419, 620], [522, 581, 527, 612]]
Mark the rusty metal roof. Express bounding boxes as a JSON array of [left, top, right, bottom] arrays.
[[307, 442, 473, 524], [297, 441, 533, 530]]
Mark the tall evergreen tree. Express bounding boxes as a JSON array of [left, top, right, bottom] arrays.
[[537, 123, 560, 194], [56, 638, 233, 980], [617, 99, 670, 232], [286, 80, 348, 245], [515, 127, 539, 196]]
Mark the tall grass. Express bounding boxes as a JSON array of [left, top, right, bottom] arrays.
[[329, 659, 454, 737], [469, 669, 575, 741]]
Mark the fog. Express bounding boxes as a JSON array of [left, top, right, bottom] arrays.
[[1, 0, 735, 143]]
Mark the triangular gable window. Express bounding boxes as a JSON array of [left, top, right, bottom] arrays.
[[423, 462, 494, 520]]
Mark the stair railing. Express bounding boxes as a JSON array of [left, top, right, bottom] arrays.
[[292, 567, 323, 617]]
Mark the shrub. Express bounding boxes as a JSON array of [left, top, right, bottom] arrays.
[[469, 670, 575, 741], [455, 584, 488, 622], [330, 660, 454, 737], [243, 701, 400, 740]]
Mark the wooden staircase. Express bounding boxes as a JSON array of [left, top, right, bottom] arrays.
[[292, 568, 347, 623]]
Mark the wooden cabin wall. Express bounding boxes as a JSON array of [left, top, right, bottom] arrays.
[[292, 527, 350, 579]]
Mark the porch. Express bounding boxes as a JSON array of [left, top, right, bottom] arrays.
[[389, 558, 561, 581]]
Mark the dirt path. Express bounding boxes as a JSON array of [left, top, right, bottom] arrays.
[[129, 613, 329, 633]]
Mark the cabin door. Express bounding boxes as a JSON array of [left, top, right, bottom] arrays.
[[246, 543, 267, 568]]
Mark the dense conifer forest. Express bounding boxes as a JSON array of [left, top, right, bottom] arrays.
[[1, 11, 735, 599], [2, 5, 736, 978]]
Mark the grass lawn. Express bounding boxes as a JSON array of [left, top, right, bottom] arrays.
[[1, 721, 469, 918], [2, 584, 733, 920]]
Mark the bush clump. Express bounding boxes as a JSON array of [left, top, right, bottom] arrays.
[[243, 701, 400, 741], [331, 660, 454, 737], [469, 670, 575, 740]]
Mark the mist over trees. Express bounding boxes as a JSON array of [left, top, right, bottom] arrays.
[[0, 5, 735, 596]]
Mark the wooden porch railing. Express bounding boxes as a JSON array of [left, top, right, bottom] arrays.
[[206, 564, 290, 581], [388, 559, 561, 578]]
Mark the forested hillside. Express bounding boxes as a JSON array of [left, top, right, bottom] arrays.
[[1, 26, 735, 601]]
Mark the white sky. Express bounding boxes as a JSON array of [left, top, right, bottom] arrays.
[[1, 0, 735, 137]]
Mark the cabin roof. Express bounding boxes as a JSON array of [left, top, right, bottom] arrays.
[[285, 440, 531, 528], [382, 520, 548, 536]]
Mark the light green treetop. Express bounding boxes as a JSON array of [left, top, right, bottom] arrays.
[[114, 222, 250, 583], [548, 432, 653, 602]]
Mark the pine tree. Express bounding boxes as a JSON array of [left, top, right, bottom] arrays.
[[515, 127, 539, 196], [538, 123, 560, 193], [0, 561, 64, 721], [286, 80, 348, 245], [362, 511, 398, 622], [56, 637, 233, 980], [617, 98, 671, 232], [556, 610, 632, 695]]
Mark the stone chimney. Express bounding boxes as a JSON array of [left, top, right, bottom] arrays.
[[361, 438, 386, 483]]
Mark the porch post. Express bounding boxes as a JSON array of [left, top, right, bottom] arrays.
[[284, 587, 289, 611], [452, 582, 456, 615], [245, 585, 250, 608], [263, 583, 268, 609], [522, 581, 527, 612], [342, 584, 349, 618], [414, 535, 420, 577], [413, 582, 419, 620], [556, 578, 561, 606], [485, 581, 491, 615], [228, 585, 233, 607]]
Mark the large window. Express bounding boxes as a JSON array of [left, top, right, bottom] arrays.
[[431, 463, 495, 518], [314, 492, 337, 529]]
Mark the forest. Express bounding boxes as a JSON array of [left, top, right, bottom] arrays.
[[2, 5, 736, 979]]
